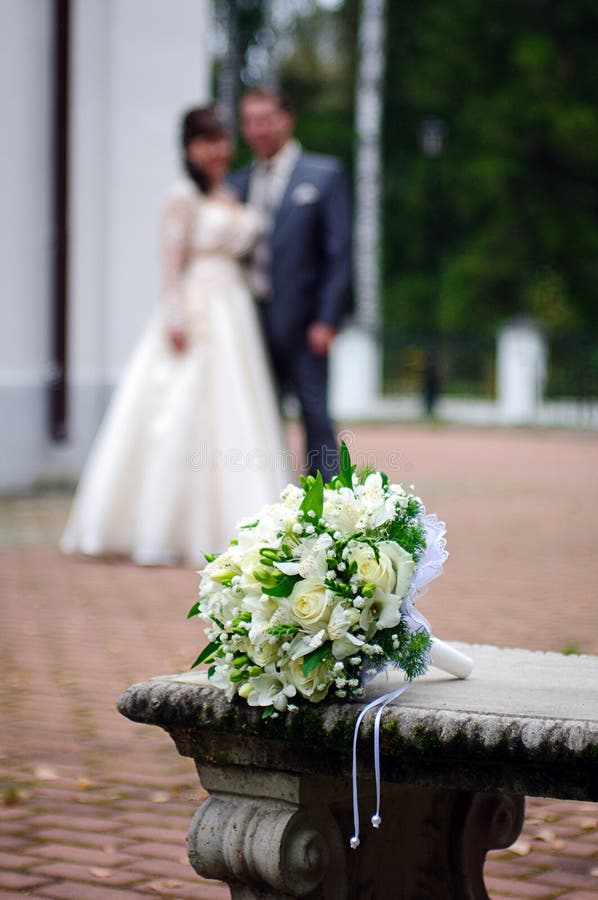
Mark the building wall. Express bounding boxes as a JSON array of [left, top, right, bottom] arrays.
[[0, 0, 212, 492], [0, 1, 53, 492]]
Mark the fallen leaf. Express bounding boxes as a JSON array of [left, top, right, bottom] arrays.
[[90, 867, 112, 879], [148, 881, 183, 893], [508, 838, 531, 856], [149, 791, 171, 803], [535, 828, 556, 843], [580, 817, 597, 830], [2, 786, 21, 806], [33, 766, 58, 781], [76, 777, 94, 790]]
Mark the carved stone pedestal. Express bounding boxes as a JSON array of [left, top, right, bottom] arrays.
[[185, 764, 523, 899], [117, 645, 598, 899]]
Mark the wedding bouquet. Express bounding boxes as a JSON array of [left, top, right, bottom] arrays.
[[189, 443, 450, 719]]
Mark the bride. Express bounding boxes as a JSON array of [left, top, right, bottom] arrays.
[[61, 105, 288, 566]]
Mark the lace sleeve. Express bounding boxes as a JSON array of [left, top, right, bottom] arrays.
[[160, 190, 194, 330]]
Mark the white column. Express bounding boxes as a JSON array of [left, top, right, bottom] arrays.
[[0, 1, 53, 492], [331, 0, 385, 420]]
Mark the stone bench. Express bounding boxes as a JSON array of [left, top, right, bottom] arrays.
[[117, 643, 598, 900]]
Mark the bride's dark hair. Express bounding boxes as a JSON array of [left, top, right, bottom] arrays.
[[181, 104, 228, 194]]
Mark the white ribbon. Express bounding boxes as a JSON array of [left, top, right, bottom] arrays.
[[350, 680, 412, 849], [349, 510, 473, 849]]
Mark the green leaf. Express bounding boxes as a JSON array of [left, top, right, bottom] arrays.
[[262, 706, 275, 719], [262, 573, 302, 597], [187, 600, 201, 619], [300, 470, 324, 519], [204, 552, 220, 563], [190, 639, 221, 669], [302, 641, 332, 677], [337, 440, 356, 489]]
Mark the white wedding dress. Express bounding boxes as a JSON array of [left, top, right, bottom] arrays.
[[61, 178, 288, 565]]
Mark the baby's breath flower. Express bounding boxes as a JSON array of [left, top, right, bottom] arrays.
[[349, 657, 361, 666], [292, 523, 303, 534], [307, 510, 316, 518], [305, 524, 315, 534]]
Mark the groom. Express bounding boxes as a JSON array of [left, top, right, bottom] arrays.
[[230, 87, 352, 481]]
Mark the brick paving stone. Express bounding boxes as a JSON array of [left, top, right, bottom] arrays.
[[483, 875, 560, 898], [0, 871, 53, 891], [36, 882, 150, 900], [21, 844, 138, 869], [535, 870, 598, 892], [1, 424, 597, 899], [556, 894, 598, 899], [26, 861, 146, 889]]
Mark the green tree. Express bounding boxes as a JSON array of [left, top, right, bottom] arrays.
[[384, 0, 598, 336]]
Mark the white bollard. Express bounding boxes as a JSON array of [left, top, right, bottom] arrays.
[[497, 319, 547, 424]]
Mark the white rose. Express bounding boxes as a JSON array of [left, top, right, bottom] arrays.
[[379, 540, 416, 599], [290, 580, 332, 632], [247, 640, 280, 667], [287, 658, 333, 702], [347, 542, 397, 594]]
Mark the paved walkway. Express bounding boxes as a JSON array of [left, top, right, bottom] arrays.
[[1, 424, 597, 899]]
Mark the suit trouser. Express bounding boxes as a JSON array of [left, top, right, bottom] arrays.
[[268, 339, 339, 481]]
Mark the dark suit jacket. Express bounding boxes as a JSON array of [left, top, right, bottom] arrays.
[[229, 151, 352, 353]]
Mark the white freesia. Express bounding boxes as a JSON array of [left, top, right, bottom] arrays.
[[246, 665, 297, 710], [331, 631, 365, 659], [287, 628, 327, 660], [323, 487, 363, 536], [246, 594, 291, 645], [359, 589, 402, 635], [274, 533, 333, 579], [327, 602, 360, 640], [209, 663, 237, 700]]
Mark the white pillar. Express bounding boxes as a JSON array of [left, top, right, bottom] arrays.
[[331, 0, 385, 421], [497, 319, 547, 424]]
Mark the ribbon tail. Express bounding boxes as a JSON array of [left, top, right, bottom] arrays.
[[350, 681, 412, 849]]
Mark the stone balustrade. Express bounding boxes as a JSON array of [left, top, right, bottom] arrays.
[[118, 643, 598, 899]]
